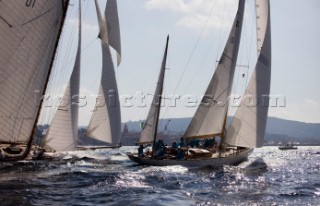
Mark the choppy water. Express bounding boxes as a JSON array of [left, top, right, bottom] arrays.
[[0, 146, 319, 206]]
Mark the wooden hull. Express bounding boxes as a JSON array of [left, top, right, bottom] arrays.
[[127, 148, 253, 168]]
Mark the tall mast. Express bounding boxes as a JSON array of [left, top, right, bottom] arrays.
[[183, 0, 246, 140], [42, 0, 82, 151], [22, 0, 70, 159], [152, 35, 170, 147]]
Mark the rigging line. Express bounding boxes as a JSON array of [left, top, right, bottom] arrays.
[[160, 0, 218, 120], [214, 1, 228, 67], [44, 5, 77, 124], [46, 5, 76, 95]]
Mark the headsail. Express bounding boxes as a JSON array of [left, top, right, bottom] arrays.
[[184, 0, 246, 139], [0, 1, 69, 156], [86, 0, 122, 146], [226, 0, 271, 148], [43, 1, 82, 152], [95, 0, 121, 65], [138, 36, 169, 144]]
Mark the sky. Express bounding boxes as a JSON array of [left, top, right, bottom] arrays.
[[39, 0, 320, 126]]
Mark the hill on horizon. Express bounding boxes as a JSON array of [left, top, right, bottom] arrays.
[[119, 117, 320, 145]]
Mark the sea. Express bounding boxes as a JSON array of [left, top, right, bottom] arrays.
[[0, 146, 319, 206]]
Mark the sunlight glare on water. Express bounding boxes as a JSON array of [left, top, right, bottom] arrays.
[[0, 146, 319, 205]]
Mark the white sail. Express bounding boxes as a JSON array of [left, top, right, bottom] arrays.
[[86, 0, 122, 145], [0, 1, 68, 146], [226, 0, 271, 148], [94, 0, 121, 65], [105, 0, 121, 66], [44, 2, 82, 152], [184, 0, 246, 139], [139, 36, 169, 144]]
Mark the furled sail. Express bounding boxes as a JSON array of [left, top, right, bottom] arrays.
[[139, 36, 169, 144], [184, 0, 246, 139], [43, 2, 82, 152], [226, 0, 271, 148], [86, 0, 122, 145], [0, 1, 69, 151]]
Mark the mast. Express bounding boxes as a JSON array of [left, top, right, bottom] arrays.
[[43, 0, 82, 151], [226, 0, 272, 148], [86, 0, 122, 146], [152, 35, 170, 148], [0, 0, 69, 161], [183, 0, 246, 141], [15, 0, 70, 160], [137, 36, 169, 145]]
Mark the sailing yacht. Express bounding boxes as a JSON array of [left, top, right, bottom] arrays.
[[128, 0, 272, 167], [0, 1, 70, 161], [0, 0, 121, 160], [42, 0, 122, 153], [43, 1, 82, 152], [79, 0, 122, 150]]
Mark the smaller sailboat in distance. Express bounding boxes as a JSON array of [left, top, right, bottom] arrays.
[[127, 35, 170, 164], [278, 142, 298, 150], [128, 0, 272, 168], [40, 0, 122, 154]]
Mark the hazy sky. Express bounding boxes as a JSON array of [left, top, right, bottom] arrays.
[[40, 0, 320, 126]]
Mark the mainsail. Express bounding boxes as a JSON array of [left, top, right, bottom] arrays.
[[86, 0, 122, 145], [184, 0, 246, 139], [0, 1, 69, 158], [43, 2, 82, 152], [226, 0, 271, 148], [138, 36, 169, 144]]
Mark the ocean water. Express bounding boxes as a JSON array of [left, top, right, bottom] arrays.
[[0, 146, 319, 206]]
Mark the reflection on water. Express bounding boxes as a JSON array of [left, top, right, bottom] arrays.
[[0, 147, 319, 205]]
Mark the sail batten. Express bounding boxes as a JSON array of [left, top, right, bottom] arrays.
[[0, 1, 69, 152], [86, 0, 122, 146], [226, 0, 271, 148], [184, 0, 246, 140], [43, 2, 82, 152], [138, 36, 169, 144]]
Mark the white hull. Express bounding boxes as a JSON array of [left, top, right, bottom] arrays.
[[127, 148, 253, 168]]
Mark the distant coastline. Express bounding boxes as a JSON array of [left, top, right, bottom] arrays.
[[36, 116, 320, 146]]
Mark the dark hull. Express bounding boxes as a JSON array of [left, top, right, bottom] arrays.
[[127, 148, 253, 168]]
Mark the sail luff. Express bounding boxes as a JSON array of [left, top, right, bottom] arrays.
[[138, 36, 169, 144], [86, 0, 121, 146], [184, 0, 246, 140], [43, 1, 81, 152], [226, 0, 271, 148]]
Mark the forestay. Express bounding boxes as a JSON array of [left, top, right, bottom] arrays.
[[0, 1, 68, 145], [184, 0, 246, 139], [86, 0, 122, 145], [44, 2, 82, 152], [226, 0, 271, 148]]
